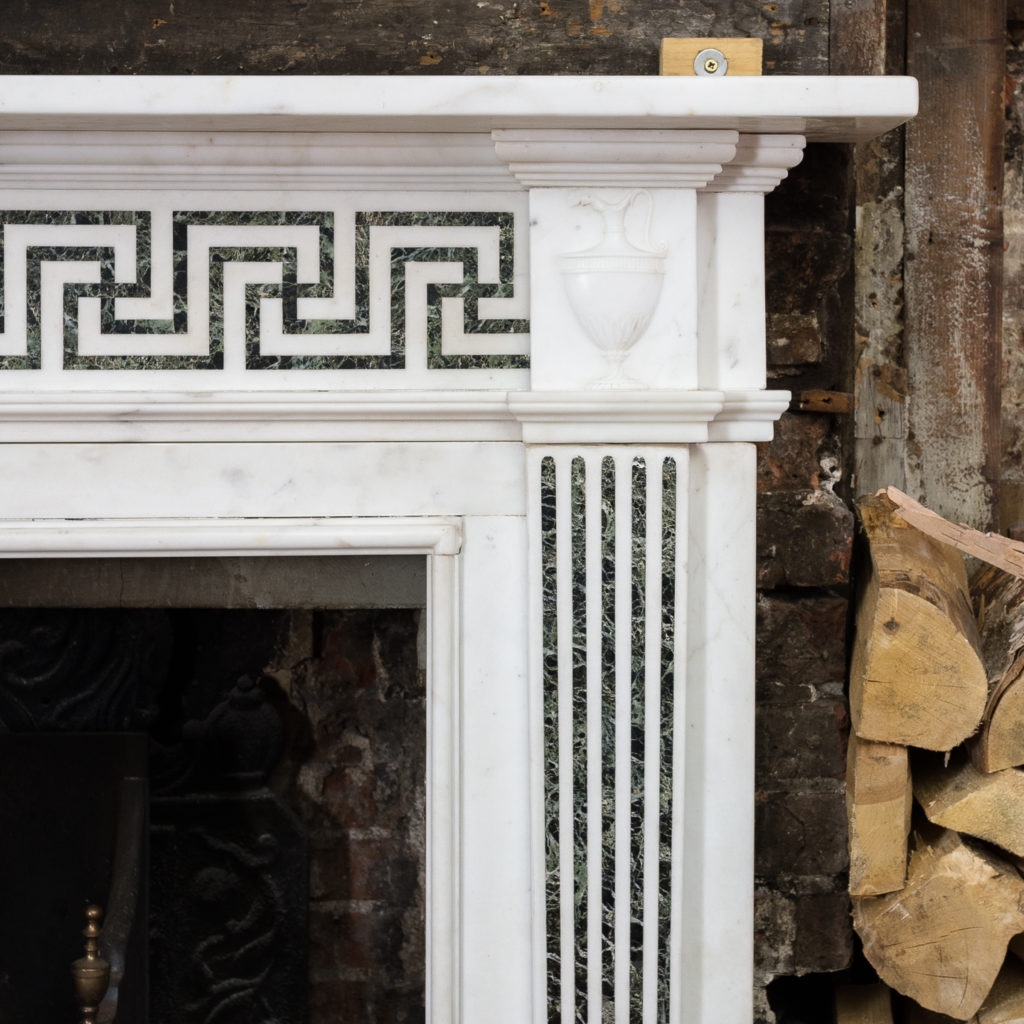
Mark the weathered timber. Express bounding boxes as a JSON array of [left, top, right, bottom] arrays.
[[1001, 21, 1024, 540], [971, 564, 1024, 771], [850, 494, 988, 750], [831, 0, 909, 498], [794, 389, 854, 414], [0, 0, 829, 76], [846, 731, 911, 896], [904, 0, 1003, 530], [853, 826, 1024, 1020], [835, 983, 894, 1023], [887, 488, 1024, 578], [914, 750, 1024, 857]]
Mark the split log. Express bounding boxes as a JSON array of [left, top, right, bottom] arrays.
[[971, 565, 1024, 772], [914, 751, 1024, 857], [850, 494, 988, 750], [847, 732, 912, 896], [836, 983, 894, 1023], [853, 826, 1024, 1019], [885, 487, 1024, 579]]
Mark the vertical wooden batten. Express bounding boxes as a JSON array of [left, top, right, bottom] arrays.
[[833, 0, 911, 499], [904, 0, 1004, 530]]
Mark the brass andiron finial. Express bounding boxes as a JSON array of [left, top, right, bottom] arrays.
[[71, 904, 111, 1024]]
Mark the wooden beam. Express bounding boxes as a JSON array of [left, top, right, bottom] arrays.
[[903, 0, 1004, 530]]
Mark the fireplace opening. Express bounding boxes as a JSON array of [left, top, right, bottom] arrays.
[[0, 556, 427, 1024]]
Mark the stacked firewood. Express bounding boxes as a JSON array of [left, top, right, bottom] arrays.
[[838, 490, 1024, 1023]]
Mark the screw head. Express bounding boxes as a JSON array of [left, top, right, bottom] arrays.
[[694, 47, 728, 77]]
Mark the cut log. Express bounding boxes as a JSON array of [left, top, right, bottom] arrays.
[[971, 565, 1024, 772], [850, 493, 988, 750], [914, 750, 1024, 857], [847, 732, 912, 896], [836, 983, 894, 1022], [853, 826, 1024, 1019]]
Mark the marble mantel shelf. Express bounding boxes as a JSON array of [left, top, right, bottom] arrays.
[[0, 73, 916, 1024], [0, 74, 917, 139]]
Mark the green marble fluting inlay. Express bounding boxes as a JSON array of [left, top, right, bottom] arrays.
[[541, 456, 561, 1024], [600, 455, 617, 1014], [0, 209, 529, 371], [659, 458, 677, 1019], [570, 457, 588, 1024], [544, 453, 680, 1024], [629, 457, 647, 1023]]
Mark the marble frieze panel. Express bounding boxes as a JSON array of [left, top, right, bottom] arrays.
[[0, 194, 530, 389]]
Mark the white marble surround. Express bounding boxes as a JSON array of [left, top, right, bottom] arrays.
[[0, 75, 917, 1024]]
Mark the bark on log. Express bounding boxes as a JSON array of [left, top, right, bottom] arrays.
[[847, 731, 912, 896], [971, 565, 1024, 772], [887, 488, 1024, 579], [914, 751, 1024, 857], [850, 494, 988, 750], [853, 826, 1024, 1019]]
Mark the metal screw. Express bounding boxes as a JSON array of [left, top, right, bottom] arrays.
[[694, 47, 728, 77]]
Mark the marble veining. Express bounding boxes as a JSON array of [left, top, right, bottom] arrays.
[[600, 455, 617, 1018], [659, 458, 677, 1022], [630, 458, 647, 1024], [570, 456, 589, 1024], [543, 452, 680, 1024], [541, 455, 561, 1024], [0, 209, 528, 372]]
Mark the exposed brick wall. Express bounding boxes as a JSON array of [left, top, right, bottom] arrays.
[[269, 610, 426, 1024], [755, 143, 858, 1021]]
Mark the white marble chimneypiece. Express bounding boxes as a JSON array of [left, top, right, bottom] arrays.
[[0, 75, 917, 1024]]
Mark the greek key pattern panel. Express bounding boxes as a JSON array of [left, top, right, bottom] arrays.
[[0, 208, 530, 377]]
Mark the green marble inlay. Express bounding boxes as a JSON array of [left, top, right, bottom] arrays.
[[659, 457, 677, 1019], [0, 209, 529, 371], [629, 457, 647, 1023], [542, 456, 561, 1024], [600, 455, 617, 1013], [570, 456, 588, 1024]]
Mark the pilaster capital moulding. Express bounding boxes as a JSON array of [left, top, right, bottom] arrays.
[[508, 389, 725, 444]]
